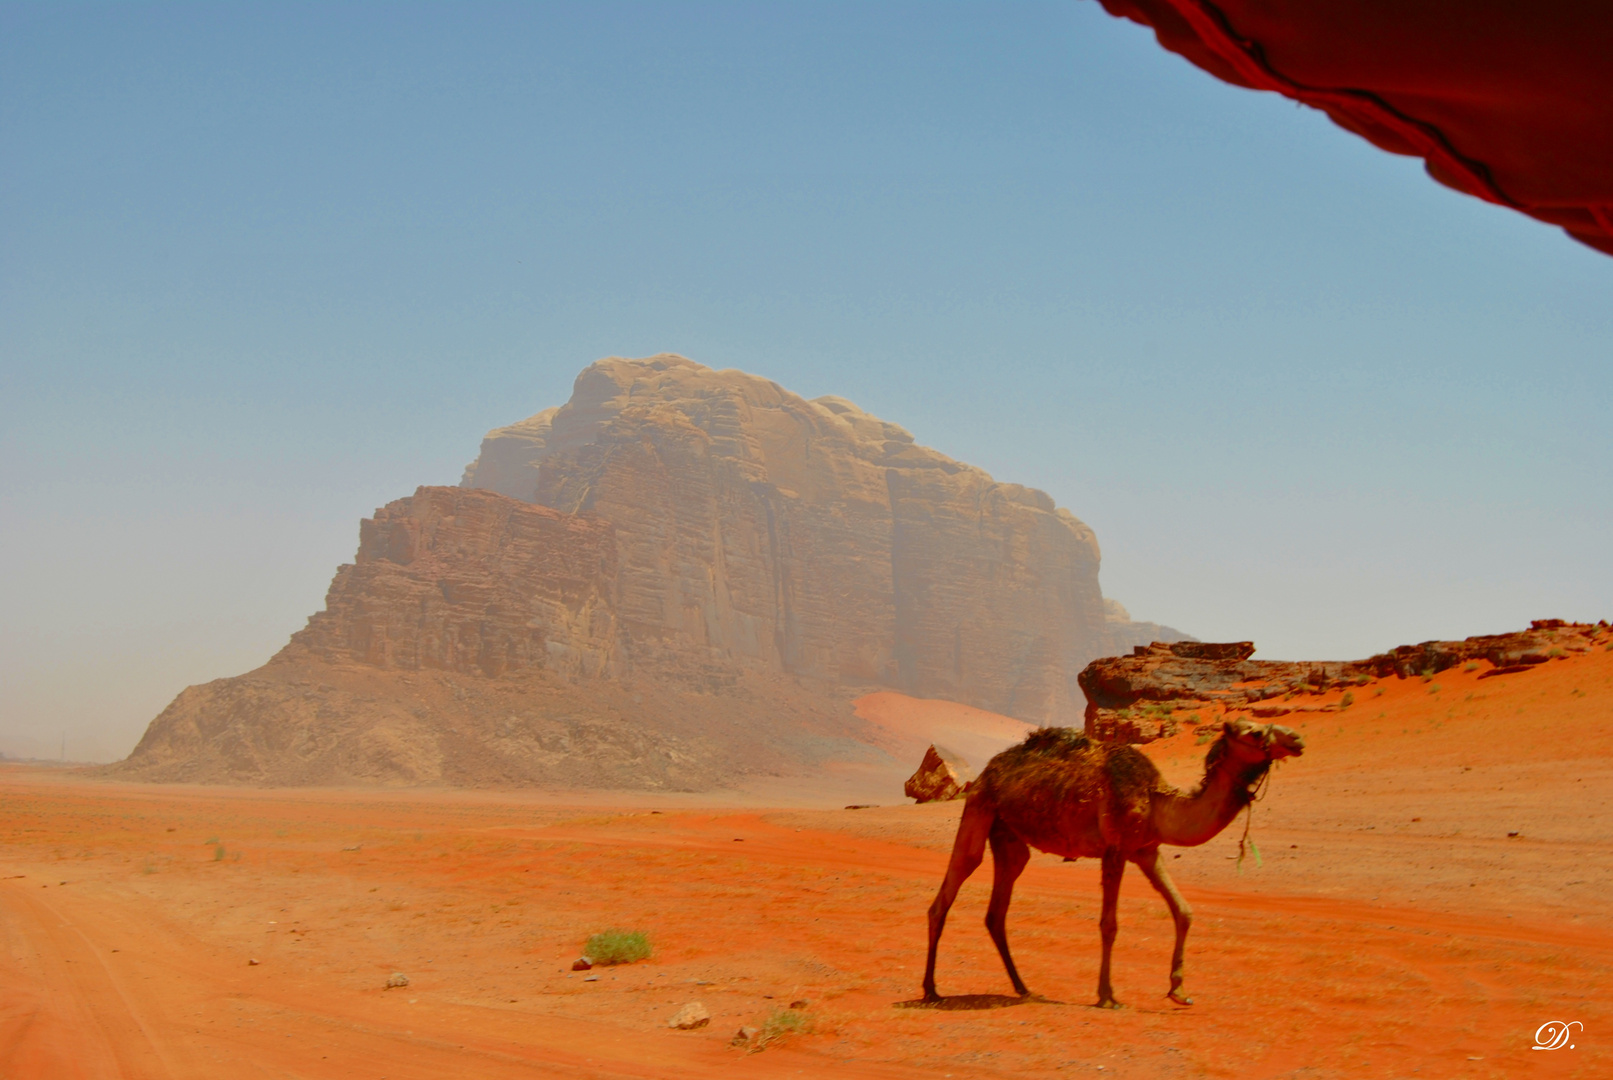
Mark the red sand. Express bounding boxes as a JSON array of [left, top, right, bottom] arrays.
[[2, 646, 1610, 1079]]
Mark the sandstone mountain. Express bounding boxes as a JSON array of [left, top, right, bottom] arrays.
[[115, 355, 1190, 790]]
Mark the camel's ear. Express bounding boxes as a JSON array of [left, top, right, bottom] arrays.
[[1225, 718, 1263, 743]]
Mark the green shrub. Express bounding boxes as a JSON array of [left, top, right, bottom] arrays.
[[213, 845, 226, 861], [584, 928, 651, 965], [1339, 692, 1354, 709]]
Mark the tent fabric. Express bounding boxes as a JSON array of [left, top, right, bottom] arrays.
[[1098, 0, 1613, 256]]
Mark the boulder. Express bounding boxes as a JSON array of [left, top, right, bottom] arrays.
[[904, 745, 971, 803], [669, 1002, 710, 1030]]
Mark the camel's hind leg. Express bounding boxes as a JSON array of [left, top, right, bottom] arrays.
[[1133, 847, 1194, 1005], [1095, 847, 1126, 1007], [985, 822, 1032, 997], [922, 798, 994, 1001]]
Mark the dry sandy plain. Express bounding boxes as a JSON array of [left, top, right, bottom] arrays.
[[3, 645, 1610, 1080]]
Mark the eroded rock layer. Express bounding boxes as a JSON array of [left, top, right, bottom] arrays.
[[1081, 620, 1610, 743]]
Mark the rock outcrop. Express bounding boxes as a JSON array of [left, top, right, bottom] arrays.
[[116, 354, 1189, 790], [1080, 620, 1610, 743]]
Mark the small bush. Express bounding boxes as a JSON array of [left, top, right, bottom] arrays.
[[584, 928, 651, 965], [213, 845, 226, 861], [1428, 684, 1442, 695], [750, 1008, 812, 1052], [1339, 692, 1354, 709], [1463, 662, 1479, 672]]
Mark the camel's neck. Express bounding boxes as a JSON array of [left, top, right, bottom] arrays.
[[1155, 749, 1268, 848]]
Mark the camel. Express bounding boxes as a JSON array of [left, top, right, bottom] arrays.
[[921, 718, 1304, 1008]]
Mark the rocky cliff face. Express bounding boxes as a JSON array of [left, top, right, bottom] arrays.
[[117, 354, 1190, 789], [455, 354, 1175, 721]]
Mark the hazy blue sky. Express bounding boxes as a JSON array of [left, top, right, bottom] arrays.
[[3, 2, 1609, 761]]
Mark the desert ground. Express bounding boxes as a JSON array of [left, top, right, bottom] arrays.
[[3, 646, 1610, 1079]]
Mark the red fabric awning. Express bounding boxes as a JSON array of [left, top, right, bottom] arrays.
[[1098, 0, 1613, 256]]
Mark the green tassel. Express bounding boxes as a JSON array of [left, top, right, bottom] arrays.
[[1250, 839, 1262, 868]]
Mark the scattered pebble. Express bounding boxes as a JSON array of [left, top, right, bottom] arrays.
[[789, 999, 809, 1009], [385, 973, 410, 989], [731, 1025, 759, 1046], [571, 956, 593, 971], [248, 959, 259, 966], [584, 975, 599, 982]]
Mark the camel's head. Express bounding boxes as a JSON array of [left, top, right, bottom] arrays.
[[1223, 719, 1305, 761]]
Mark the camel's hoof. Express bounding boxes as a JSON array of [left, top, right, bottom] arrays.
[[921, 992, 941, 1004], [1095, 998, 1124, 1010], [1167, 991, 1193, 1007]]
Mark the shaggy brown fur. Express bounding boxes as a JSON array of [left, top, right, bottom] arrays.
[[921, 719, 1304, 1007]]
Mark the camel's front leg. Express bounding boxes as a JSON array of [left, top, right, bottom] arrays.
[[922, 799, 992, 1001], [1096, 847, 1125, 1008], [1133, 847, 1194, 1005]]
